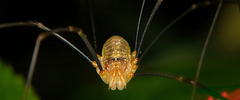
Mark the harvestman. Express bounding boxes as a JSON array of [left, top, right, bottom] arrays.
[[0, 0, 238, 100]]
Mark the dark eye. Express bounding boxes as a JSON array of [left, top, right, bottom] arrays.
[[113, 58, 119, 61]]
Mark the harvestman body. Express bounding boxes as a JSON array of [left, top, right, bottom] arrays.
[[0, 0, 238, 99], [92, 35, 138, 90]]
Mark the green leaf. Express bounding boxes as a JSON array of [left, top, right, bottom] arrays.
[[0, 59, 39, 100]]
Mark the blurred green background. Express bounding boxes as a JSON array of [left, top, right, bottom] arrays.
[[0, 59, 39, 100], [0, 0, 239, 100]]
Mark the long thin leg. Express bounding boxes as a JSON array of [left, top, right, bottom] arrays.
[[135, 0, 239, 99], [69, 26, 103, 71], [23, 33, 49, 100], [0, 21, 92, 63], [22, 26, 104, 99], [45, 26, 103, 71], [138, 0, 240, 64], [0, 21, 104, 99], [135, 72, 227, 100], [88, 0, 98, 49], [138, 1, 213, 64], [134, 0, 146, 51], [191, 0, 223, 100], [137, 0, 162, 58], [23, 26, 104, 100], [52, 27, 93, 63], [0, 20, 103, 72]]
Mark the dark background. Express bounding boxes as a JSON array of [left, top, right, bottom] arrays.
[[0, 0, 239, 100]]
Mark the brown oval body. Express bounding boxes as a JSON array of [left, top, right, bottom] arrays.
[[102, 35, 131, 60], [92, 35, 138, 90]]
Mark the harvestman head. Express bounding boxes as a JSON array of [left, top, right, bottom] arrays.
[[0, 0, 239, 99]]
